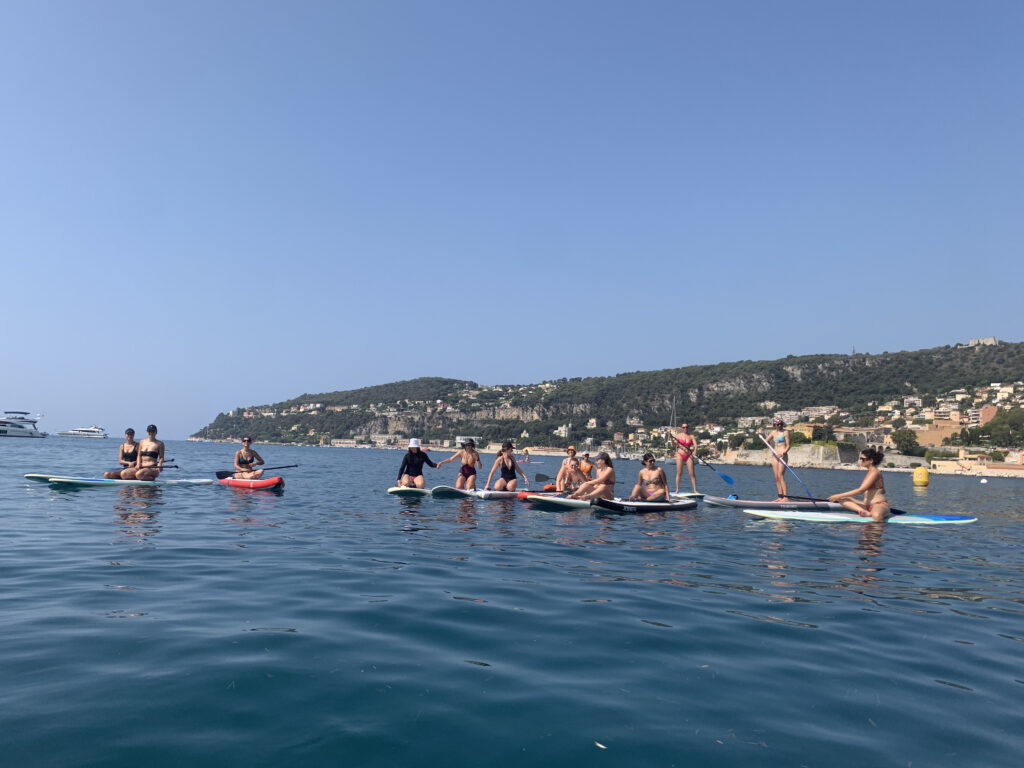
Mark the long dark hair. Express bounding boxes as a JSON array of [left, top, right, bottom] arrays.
[[596, 451, 613, 467], [861, 447, 885, 466]]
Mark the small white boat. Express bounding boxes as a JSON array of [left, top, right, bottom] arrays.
[[0, 411, 47, 438], [57, 426, 108, 438]]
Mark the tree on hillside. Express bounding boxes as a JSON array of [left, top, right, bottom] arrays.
[[890, 428, 920, 455]]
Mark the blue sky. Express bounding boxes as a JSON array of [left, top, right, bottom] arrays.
[[3, 1, 1022, 439]]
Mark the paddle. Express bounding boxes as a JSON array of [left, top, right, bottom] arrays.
[[757, 433, 816, 501], [215, 464, 298, 480], [109, 464, 179, 472], [787, 494, 907, 516], [695, 455, 734, 485]]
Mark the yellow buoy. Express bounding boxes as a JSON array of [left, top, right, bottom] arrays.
[[912, 466, 930, 487]]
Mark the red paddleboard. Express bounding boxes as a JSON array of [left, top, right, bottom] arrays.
[[218, 476, 284, 490]]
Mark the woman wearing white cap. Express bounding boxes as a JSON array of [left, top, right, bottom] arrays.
[[396, 438, 438, 488]]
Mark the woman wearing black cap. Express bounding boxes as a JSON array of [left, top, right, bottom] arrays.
[[123, 424, 164, 481], [436, 439, 482, 490], [104, 428, 139, 479]]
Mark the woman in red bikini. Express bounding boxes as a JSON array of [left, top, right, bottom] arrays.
[[672, 423, 699, 495], [436, 439, 482, 490], [829, 447, 891, 522]]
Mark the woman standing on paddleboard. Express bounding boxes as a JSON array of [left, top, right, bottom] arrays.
[[104, 428, 139, 479], [233, 437, 265, 479], [397, 438, 438, 489], [765, 417, 790, 500], [484, 442, 529, 492], [569, 452, 616, 501], [672, 424, 699, 495], [436, 439, 483, 490], [829, 448, 891, 522], [124, 424, 164, 481]]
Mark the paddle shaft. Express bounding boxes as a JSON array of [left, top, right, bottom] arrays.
[[695, 455, 734, 485], [758, 434, 816, 500], [215, 464, 298, 480]]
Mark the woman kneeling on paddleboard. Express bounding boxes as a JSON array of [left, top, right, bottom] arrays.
[[629, 453, 669, 501], [397, 438, 438, 489], [829, 448, 891, 522], [436, 439, 482, 490], [484, 442, 529, 492], [104, 428, 138, 479], [233, 437, 265, 479], [124, 424, 164, 481], [570, 452, 616, 501]]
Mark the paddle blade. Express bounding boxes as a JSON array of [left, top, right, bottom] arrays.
[[719, 473, 735, 485], [215, 470, 235, 480], [534, 473, 552, 482]]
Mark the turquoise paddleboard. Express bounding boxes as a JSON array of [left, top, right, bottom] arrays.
[[744, 509, 977, 525]]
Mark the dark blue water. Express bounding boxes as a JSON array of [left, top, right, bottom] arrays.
[[2, 439, 1022, 766]]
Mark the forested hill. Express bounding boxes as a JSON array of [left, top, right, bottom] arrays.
[[192, 341, 1024, 444]]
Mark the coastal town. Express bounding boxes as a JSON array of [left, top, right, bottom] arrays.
[[198, 372, 1024, 478]]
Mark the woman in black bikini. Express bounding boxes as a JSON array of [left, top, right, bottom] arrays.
[[484, 442, 529, 492], [233, 436, 265, 479], [436, 439, 482, 490], [124, 424, 164, 481], [104, 428, 138, 479], [829, 447, 891, 521]]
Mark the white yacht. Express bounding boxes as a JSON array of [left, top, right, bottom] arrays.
[[57, 426, 109, 438], [0, 411, 47, 438]]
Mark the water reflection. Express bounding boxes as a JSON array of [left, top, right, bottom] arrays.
[[111, 486, 163, 541], [224, 486, 284, 527]]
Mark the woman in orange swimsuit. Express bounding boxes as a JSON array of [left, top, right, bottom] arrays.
[[672, 423, 698, 494], [570, 452, 616, 500], [829, 447, 891, 522]]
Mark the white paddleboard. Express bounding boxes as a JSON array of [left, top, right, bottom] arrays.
[[47, 476, 214, 487], [670, 492, 705, 500], [523, 494, 592, 509], [387, 486, 430, 497], [430, 485, 479, 498], [743, 509, 977, 525], [476, 489, 522, 499]]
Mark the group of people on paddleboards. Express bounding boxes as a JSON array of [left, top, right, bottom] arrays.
[[395, 426, 891, 520], [761, 416, 890, 520], [103, 425, 165, 481], [104, 430, 267, 481]]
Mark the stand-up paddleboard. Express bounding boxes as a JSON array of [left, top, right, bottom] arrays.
[[46, 476, 214, 487], [431, 485, 479, 498], [219, 476, 284, 490], [744, 509, 977, 525], [670, 492, 705, 500], [24, 474, 52, 482], [704, 494, 845, 511], [594, 497, 699, 514], [387, 486, 430, 497], [477, 489, 522, 499], [523, 494, 592, 510]]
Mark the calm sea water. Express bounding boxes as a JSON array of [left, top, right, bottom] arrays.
[[1, 439, 1022, 767]]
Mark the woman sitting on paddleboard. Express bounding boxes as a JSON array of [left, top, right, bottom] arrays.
[[829, 447, 891, 522], [484, 441, 529, 492], [397, 438, 438, 489], [436, 439, 482, 490], [124, 424, 164, 481], [570, 452, 616, 500], [233, 437, 265, 479], [765, 417, 790, 500], [104, 428, 138, 479], [673, 424, 699, 495], [555, 457, 588, 492], [629, 453, 669, 501]]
